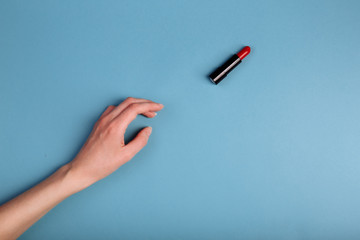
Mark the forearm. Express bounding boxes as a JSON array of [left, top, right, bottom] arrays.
[[0, 164, 80, 240]]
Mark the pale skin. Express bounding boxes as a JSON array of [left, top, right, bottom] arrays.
[[0, 97, 164, 240]]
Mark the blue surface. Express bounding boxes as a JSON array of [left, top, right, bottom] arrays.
[[1, 0, 360, 239]]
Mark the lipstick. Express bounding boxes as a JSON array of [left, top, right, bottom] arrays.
[[209, 46, 251, 85]]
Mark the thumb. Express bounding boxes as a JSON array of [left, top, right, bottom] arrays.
[[124, 127, 152, 160]]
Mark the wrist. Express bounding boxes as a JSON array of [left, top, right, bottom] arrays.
[[59, 163, 98, 195], [55, 163, 88, 196]]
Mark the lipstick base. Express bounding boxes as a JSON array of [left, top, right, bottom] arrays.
[[209, 54, 241, 84]]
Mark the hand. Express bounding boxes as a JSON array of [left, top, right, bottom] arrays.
[[67, 97, 164, 192], [0, 97, 163, 240]]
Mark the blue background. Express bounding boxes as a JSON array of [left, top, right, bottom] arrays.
[[1, 0, 360, 239]]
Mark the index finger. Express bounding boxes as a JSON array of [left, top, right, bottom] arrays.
[[107, 97, 154, 121], [112, 102, 164, 133]]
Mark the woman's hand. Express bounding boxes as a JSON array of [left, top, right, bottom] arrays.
[[0, 97, 163, 240], [68, 97, 164, 192]]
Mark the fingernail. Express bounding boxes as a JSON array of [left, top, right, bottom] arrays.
[[154, 112, 157, 116], [146, 127, 152, 136], [159, 103, 164, 108]]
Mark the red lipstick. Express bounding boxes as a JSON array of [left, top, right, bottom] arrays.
[[209, 46, 251, 85]]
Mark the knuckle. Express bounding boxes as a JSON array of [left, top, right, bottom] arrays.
[[128, 103, 140, 111], [106, 121, 119, 134], [125, 97, 135, 103], [122, 150, 133, 160], [97, 117, 108, 126]]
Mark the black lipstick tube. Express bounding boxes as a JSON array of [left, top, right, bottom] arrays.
[[209, 46, 251, 85], [209, 55, 241, 84]]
